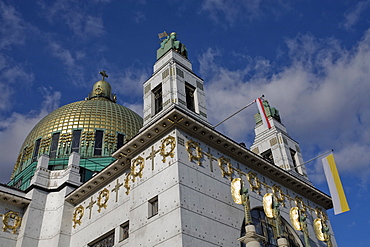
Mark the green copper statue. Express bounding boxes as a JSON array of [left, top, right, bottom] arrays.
[[157, 32, 188, 60]]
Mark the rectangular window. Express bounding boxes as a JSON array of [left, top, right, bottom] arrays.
[[49, 133, 60, 159], [153, 84, 163, 114], [71, 130, 82, 153], [290, 149, 298, 172], [89, 230, 115, 247], [185, 82, 196, 112], [261, 149, 274, 164], [32, 139, 41, 162], [148, 196, 158, 218], [119, 221, 129, 242], [117, 133, 125, 150], [94, 130, 104, 156]]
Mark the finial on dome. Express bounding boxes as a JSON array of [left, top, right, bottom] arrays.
[[99, 70, 109, 81]]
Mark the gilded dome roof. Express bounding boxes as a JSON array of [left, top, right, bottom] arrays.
[[12, 78, 143, 180]]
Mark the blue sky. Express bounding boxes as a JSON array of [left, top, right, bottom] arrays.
[[0, 0, 369, 245]]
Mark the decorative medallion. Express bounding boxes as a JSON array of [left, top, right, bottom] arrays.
[[97, 188, 110, 213], [218, 156, 233, 180], [2, 211, 22, 234], [230, 178, 242, 204], [160, 136, 176, 162], [272, 185, 285, 207], [247, 172, 261, 194], [186, 140, 203, 166], [131, 156, 145, 182], [72, 205, 84, 228], [263, 193, 274, 218], [314, 207, 330, 242], [290, 207, 301, 231], [94, 87, 103, 95]]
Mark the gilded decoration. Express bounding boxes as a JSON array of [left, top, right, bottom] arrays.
[[272, 185, 285, 206], [2, 211, 22, 234], [290, 207, 301, 231], [72, 205, 84, 228], [263, 193, 274, 218], [124, 173, 131, 195], [160, 136, 176, 162], [230, 178, 243, 204], [186, 140, 203, 165], [247, 172, 261, 194], [218, 156, 233, 180], [97, 188, 110, 212], [131, 156, 145, 182], [314, 207, 332, 245]]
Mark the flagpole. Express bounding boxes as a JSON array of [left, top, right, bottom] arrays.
[[286, 149, 334, 171], [212, 95, 264, 129]]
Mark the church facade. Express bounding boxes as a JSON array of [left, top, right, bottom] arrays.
[[0, 33, 336, 247]]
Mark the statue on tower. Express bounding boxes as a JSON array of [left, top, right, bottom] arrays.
[[157, 32, 188, 60]]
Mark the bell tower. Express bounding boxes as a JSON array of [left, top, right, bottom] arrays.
[[142, 32, 208, 128], [250, 100, 308, 179]]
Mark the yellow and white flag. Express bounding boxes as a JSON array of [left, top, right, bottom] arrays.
[[322, 153, 350, 215]]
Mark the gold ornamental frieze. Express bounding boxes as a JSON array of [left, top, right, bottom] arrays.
[[160, 136, 176, 162], [218, 156, 233, 180], [1, 211, 22, 234], [314, 207, 332, 245], [247, 172, 261, 194], [124, 173, 131, 195], [72, 205, 84, 228], [272, 185, 285, 206], [97, 188, 110, 213], [186, 140, 203, 166], [131, 156, 145, 182]]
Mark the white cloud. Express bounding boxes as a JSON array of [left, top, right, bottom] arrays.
[[342, 1, 370, 30], [0, 1, 26, 49], [0, 88, 61, 184], [39, 0, 106, 38], [200, 0, 289, 25], [199, 29, 370, 185]]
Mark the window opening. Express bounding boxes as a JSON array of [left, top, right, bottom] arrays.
[[148, 196, 158, 218], [153, 84, 163, 114], [49, 133, 60, 159], [261, 149, 274, 164], [120, 221, 129, 241], [117, 133, 125, 150], [89, 230, 115, 247], [71, 130, 82, 153], [32, 139, 41, 162], [185, 82, 195, 112], [290, 149, 298, 173], [94, 130, 104, 156]]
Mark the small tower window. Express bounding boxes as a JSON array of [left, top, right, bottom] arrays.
[[117, 133, 125, 150], [148, 196, 158, 218], [71, 130, 82, 153], [153, 84, 163, 114], [32, 139, 41, 162], [290, 149, 298, 172], [261, 149, 274, 164], [94, 130, 104, 156], [120, 221, 129, 241], [49, 133, 60, 159], [185, 82, 196, 112]]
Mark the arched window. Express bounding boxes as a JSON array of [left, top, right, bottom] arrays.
[[240, 208, 302, 247]]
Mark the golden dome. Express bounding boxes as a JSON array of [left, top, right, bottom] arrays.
[[12, 78, 143, 180]]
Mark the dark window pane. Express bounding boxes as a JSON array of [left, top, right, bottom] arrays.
[[94, 130, 104, 156], [32, 139, 41, 162], [71, 130, 82, 153], [117, 133, 125, 149], [185, 82, 195, 112], [49, 133, 60, 159], [153, 84, 162, 114]]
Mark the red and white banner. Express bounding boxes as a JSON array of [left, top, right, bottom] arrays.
[[256, 98, 271, 129]]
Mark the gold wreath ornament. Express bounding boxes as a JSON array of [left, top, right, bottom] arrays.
[[247, 172, 261, 194], [2, 211, 22, 233], [97, 188, 110, 212], [72, 205, 84, 228], [186, 140, 203, 165], [160, 136, 176, 162], [131, 156, 145, 182]]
